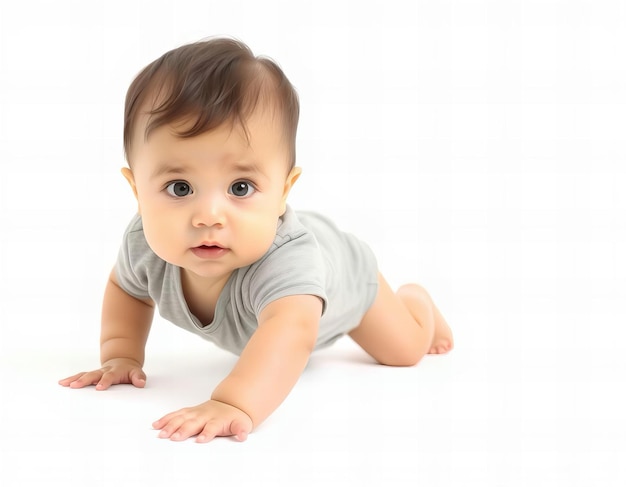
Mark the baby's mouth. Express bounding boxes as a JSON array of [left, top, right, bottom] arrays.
[[191, 244, 229, 259]]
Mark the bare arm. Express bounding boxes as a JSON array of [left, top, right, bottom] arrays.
[[211, 294, 322, 427], [100, 269, 155, 366], [59, 269, 155, 389], [152, 294, 322, 441]]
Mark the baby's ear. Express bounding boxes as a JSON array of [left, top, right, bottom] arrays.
[[280, 166, 302, 213], [121, 167, 140, 210]]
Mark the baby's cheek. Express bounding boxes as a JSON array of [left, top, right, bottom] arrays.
[[244, 222, 277, 258], [143, 219, 178, 260]]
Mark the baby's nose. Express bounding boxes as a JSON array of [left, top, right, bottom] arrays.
[[192, 194, 227, 228]]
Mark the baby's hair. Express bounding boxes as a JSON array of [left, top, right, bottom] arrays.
[[123, 37, 299, 168]]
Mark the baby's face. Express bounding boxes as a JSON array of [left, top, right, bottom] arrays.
[[123, 108, 300, 284]]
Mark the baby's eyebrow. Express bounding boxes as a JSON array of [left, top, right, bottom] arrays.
[[151, 163, 188, 180], [229, 161, 263, 176], [150, 160, 266, 181]]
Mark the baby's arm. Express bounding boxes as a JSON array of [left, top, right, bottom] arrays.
[[152, 294, 322, 442], [59, 269, 154, 390], [212, 294, 321, 424]]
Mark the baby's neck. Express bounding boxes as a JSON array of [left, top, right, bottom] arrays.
[[180, 268, 232, 325]]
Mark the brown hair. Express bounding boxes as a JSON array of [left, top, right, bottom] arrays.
[[123, 38, 299, 167]]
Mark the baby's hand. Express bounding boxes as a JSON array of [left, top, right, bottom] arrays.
[[58, 358, 146, 391], [152, 400, 253, 443]]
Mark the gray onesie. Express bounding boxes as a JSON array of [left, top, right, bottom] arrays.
[[115, 206, 379, 355]]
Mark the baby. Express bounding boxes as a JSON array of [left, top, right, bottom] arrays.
[[59, 38, 453, 443]]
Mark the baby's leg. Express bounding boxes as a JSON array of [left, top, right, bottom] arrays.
[[349, 273, 453, 366]]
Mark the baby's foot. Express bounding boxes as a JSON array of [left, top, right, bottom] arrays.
[[429, 304, 453, 354]]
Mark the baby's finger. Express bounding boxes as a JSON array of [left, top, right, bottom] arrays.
[[169, 418, 204, 441], [95, 370, 120, 390], [196, 420, 226, 443], [152, 411, 178, 431], [152, 408, 190, 431], [58, 372, 87, 387], [157, 415, 186, 439], [69, 371, 103, 389], [129, 369, 147, 388], [230, 420, 251, 442]]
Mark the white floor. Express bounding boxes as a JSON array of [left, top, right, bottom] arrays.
[[2, 242, 625, 486], [2, 1, 626, 485]]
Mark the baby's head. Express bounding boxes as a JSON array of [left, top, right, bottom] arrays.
[[120, 38, 303, 278], [123, 37, 299, 169]]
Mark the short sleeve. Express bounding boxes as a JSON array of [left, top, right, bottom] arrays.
[[114, 214, 153, 300], [246, 230, 328, 317]]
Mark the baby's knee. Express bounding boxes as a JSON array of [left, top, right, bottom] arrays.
[[396, 283, 431, 301], [378, 348, 425, 367]]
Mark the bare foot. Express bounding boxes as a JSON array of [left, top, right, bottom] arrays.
[[429, 303, 453, 354]]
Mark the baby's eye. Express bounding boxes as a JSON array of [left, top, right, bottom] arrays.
[[165, 181, 193, 197], [229, 181, 256, 198]]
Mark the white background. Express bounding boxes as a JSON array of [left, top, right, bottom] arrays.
[[1, 0, 625, 485]]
